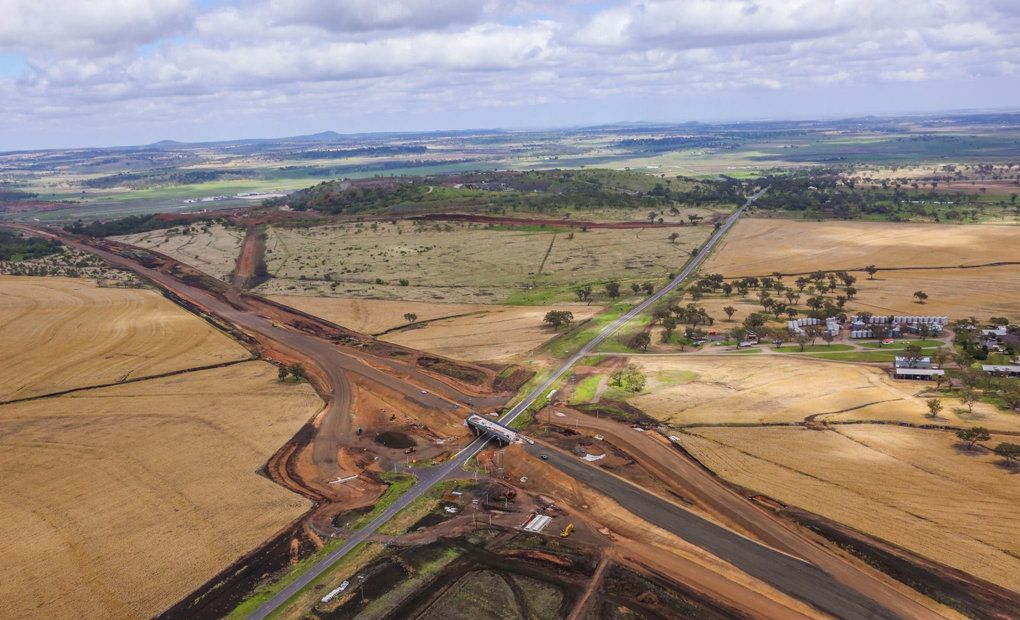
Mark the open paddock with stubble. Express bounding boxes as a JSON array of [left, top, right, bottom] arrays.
[[269, 295, 602, 361], [704, 219, 1020, 275], [0, 362, 322, 620], [676, 425, 1020, 593], [114, 223, 245, 281], [626, 355, 1020, 431], [258, 220, 710, 303], [0, 276, 251, 401]]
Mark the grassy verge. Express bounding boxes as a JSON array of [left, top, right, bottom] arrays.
[[570, 375, 602, 404], [858, 339, 945, 349], [775, 344, 854, 353], [807, 350, 905, 362], [228, 472, 416, 618], [227, 542, 383, 619], [348, 473, 416, 530], [542, 303, 629, 357]]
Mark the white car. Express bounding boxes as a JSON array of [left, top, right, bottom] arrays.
[[420, 390, 428, 395]]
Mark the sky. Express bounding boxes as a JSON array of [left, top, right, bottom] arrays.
[[1, 0, 1019, 150]]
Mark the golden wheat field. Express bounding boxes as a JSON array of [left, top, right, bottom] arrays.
[[114, 223, 244, 281], [0, 362, 321, 620], [848, 265, 1020, 320], [677, 425, 1020, 592], [626, 355, 1020, 431], [0, 277, 250, 401], [703, 219, 1020, 275], [271, 295, 601, 361]]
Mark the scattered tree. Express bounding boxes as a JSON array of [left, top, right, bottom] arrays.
[[926, 398, 943, 419], [723, 306, 736, 321], [993, 442, 1020, 464], [630, 331, 651, 351], [610, 364, 646, 392], [960, 387, 978, 413], [913, 290, 929, 304], [543, 310, 574, 330], [403, 312, 418, 324], [864, 264, 878, 280], [956, 426, 990, 449], [605, 281, 621, 299]]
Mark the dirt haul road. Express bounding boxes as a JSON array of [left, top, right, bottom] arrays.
[[539, 410, 962, 619], [11, 224, 505, 495]]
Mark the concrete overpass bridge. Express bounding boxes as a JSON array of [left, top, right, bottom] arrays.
[[466, 414, 519, 444]]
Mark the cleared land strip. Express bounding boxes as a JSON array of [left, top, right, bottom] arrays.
[[523, 441, 896, 620]]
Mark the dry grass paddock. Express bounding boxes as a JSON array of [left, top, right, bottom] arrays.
[[270, 295, 601, 361], [115, 223, 244, 281], [677, 425, 1020, 592], [258, 220, 709, 303], [0, 277, 250, 401], [0, 362, 321, 619]]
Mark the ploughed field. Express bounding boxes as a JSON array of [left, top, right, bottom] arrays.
[[676, 425, 1020, 593], [0, 362, 321, 620], [270, 295, 602, 362], [0, 276, 250, 401], [257, 220, 710, 303]]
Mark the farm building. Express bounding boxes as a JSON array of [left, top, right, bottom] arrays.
[[981, 364, 1020, 378], [850, 315, 947, 339], [894, 367, 945, 380], [893, 355, 943, 380], [895, 356, 931, 369], [787, 317, 839, 337]]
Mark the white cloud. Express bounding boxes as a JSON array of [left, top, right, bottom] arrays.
[[2, 0, 1020, 147], [0, 0, 194, 56]]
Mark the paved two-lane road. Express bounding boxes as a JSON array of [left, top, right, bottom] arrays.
[[247, 187, 768, 619]]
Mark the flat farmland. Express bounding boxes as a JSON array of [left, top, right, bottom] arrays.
[[677, 425, 1020, 592], [0, 362, 322, 620], [626, 355, 1020, 431], [258, 221, 709, 303], [686, 265, 1020, 322], [0, 277, 250, 401], [849, 265, 1020, 319], [115, 223, 244, 281], [703, 219, 1020, 275], [271, 295, 601, 361]]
